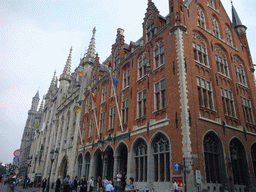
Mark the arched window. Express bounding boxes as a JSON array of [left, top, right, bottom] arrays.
[[77, 154, 83, 179], [154, 40, 164, 69], [208, 0, 215, 9], [215, 45, 229, 77], [134, 139, 147, 182], [234, 56, 247, 87], [138, 52, 148, 79], [251, 143, 256, 179], [225, 25, 233, 46], [230, 138, 250, 186], [146, 15, 155, 42], [153, 134, 170, 182], [203, 132, 227, 186], [84, 152, 91, 179], [197, 6, 206, 29], [212, 16, 220, 38]]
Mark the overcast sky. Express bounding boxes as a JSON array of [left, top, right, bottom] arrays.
[[0, 0, 255, 164]]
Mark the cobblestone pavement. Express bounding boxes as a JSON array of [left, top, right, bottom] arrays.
[[0, 184, 55, 192]]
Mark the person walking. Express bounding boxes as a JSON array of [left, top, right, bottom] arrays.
[[63, 175, 71, 192], [97, 176, 103, 192], [127, 178, 136, 192], [79, 175, 87, 192], [103, 177, 109, 192], [42, 177, 47, 192], [55, 176, 61, 192], [116, 171, 122, 192], [7, 173, 15, 192], [121, 172, 126, 190], [105, 181, 114, 192], [89, 176, 94, 192], [73, 176, 78, 192]]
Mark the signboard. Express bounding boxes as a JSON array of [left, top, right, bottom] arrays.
[[196, 170, 201, 184], [13, 149, 22, 158], [174, 162, 180, 171]]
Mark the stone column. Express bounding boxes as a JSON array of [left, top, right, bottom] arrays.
[[113, 155, 120, 179], [102, 154, 108, 178]]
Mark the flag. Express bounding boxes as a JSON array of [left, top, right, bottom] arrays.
[[112, 75, 119, 85], [99, 64, 109, 72], [36, 124, 39, 128], [92, 93, 97, 102], [79, 70, 83, 76], [75, 103, 81, 113]]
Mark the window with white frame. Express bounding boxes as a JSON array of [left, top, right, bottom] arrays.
[[122, 99, 129, 124], [235, 65, 247, 86], [155, 79, 166, 111], [221, 88, 236, 117], [212, 17, 220, 38], [84, 153, 90, 180], [197, 6, 206, 29], [123, 69, 130, 89], [134, 140, 147, 182], [153, 134, 170, 182], [88, 117, 94, 137], [193, 42, 208, 66], [109, 106, 115, 130], [197, 77, 214, 110], [77, 154, 83, 179], [208, 0, 215, 9], [225, 25, 233, 46], [216, 54, 229, 77], [138, 90, 146, 118], [241, 97, 255, 124], [154, 44, 164, 68], [138, 57, 147, 78], [99, 111, 105, 133], [101, 86, 107, 103]]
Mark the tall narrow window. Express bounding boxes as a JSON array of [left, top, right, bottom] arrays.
[[101, 86, 107, 103], [77, 154, 83, 179], [153, 135, 170, 182], [216, 55, 229, 77], [138, 57, 147, 79], [225, 25, 233, 46], [138, 90, 146, 118], [122, 99, 129, 124], [197, 6, 206, 29], [84, 153, 91, 180], [123, 69, 130, 89], [99, 111, 105, 133], [134, 140, 147, 182], [235, 65, 247, 86], [241, 97, 255, 124], [155, 79, 166, 111], [208, 0, 215, 9], [114, 54, 120, 69], [212, 17, 220, 38], [193, 42, 208, 66], [89, 117, 94, 137], [109, 106, 115, 130], [154, 43, 164, 68], [221, 88, 236, 117], [197, 77, 214, 110], [146, 15, 155, 42]]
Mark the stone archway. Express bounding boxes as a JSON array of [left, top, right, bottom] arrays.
[[115, 142, 128, 178], [59, 156, 68, 179]]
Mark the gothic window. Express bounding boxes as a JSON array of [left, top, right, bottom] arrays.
[[101, 86, 107, 103], [99, 110, 105, 133], [123, 68, 130, 89], [134, 139, 147, 182], [154, 41, 164, 68], [221, 88, 236, 118], [137, 90, 146, 118], [197, 6, 206, 29], [251, 144, 256, 179], [88, 117, 94, 137], [71, 112, 76, 136], [197, 77, 214, 110], [216, 54, 229, 77], [208, 0, 215, 9], [241, 97, 255, 124], [138, 54, 148, 79], [225, 25, 233, 46], [77, 154, 83, 179], [212, 17, 220, 38], [122, 99, 129, 124], [153, 134, 170, 182], [230, 138, 249, 185], [114, 48, 120, 69], [154, 79, 166, 111], [146, 15, 155, 42], [109, 106, 115, 130], [233, 57, 247, 86], [193, 42, 208, 66], [84, 152, 91, 180]]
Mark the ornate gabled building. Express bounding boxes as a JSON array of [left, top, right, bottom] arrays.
[[74, 1, 256, 192]]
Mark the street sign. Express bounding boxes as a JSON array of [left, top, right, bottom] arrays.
[[13, 149, 22, 158], [196, 170, 201, 183], [174, 162, 180, 171]]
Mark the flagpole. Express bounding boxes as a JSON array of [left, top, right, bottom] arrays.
[[109, 71, 124, 132], [89, 86, 100, 138], [74, 102, 85, 145]]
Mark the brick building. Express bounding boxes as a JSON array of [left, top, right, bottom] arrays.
[[75, 0, 256, 191]]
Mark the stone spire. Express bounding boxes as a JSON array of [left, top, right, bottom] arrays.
[[86, 27, 96, 58], [34, 90, 39, 99], [63, 47, 72, 75], [50, 70, 56, 89], [38, 95, 45, 112], [232, 3, 243, 27]]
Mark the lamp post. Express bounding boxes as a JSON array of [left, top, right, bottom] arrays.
[[46, 149, 58, 192]]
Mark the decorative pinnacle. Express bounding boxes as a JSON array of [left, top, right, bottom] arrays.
[[39, 96, 45, 112], [63, 47, 72, 75], [86, 27, 96, 58]]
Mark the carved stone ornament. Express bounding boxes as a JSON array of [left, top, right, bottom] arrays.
[[192, 32, 206, 46], [214, 45, 227, 59]]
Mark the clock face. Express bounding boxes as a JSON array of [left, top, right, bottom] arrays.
[[14, 149, 22, 158]]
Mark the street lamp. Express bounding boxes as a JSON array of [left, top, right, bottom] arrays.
[[46, 149, 58, 192]]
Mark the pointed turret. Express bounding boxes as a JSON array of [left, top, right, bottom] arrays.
[[34, 90, 39, 99], [38, 96, 45, 113], [232, 3, 243, 27], [81, 28, 96, 64], [30, 90, 40, 112], [59, 47, 72, 82]]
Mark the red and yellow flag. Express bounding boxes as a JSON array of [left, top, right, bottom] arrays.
[[92, 93, 97, 102]]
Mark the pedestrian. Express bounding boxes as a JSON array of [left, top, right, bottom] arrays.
[[79, 175, 87, 192], [7, 173, 16, 192], [116, 171, 122, 192], [73, 176, 78, 192], [121, 171, 126, 190], [97, 176, 103, 192], [105, 181, 114, 192], [55, 176, 61, 192], [127, 177, 136, 191], [89, 176, 94, 192], [42, 177, 47, 192], [103, 176, 109, 192], [170, 179, 178, 192], [63, 175, 71, 192]]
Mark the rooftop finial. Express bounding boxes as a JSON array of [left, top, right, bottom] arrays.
[[86, 28, 96, 58], [63, 47, 72, 75]]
